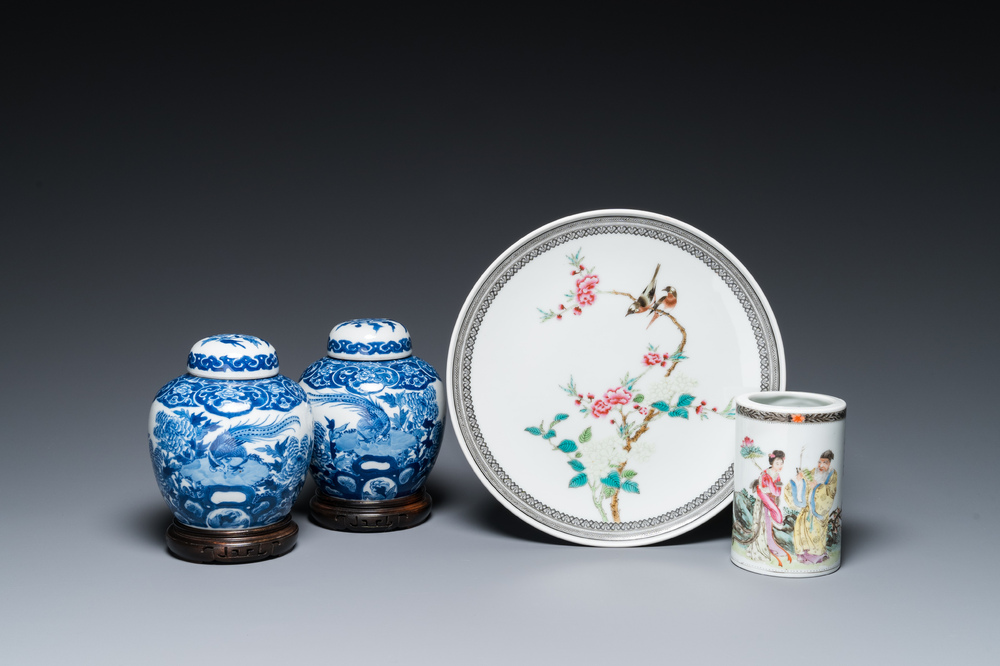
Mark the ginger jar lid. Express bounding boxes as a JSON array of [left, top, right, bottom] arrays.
[[186, 334, 280, 379], [328, 318, 412, 361]]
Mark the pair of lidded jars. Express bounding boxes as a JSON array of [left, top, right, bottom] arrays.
[[147, 319, 444, 563]]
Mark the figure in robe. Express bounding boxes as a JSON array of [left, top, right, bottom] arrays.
[[783, 450, 839, 564], [735, 450, 792, 566]]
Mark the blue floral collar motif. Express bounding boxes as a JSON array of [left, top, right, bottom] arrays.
[[156, 374, 306, 418], [300, 356, 439, 394]]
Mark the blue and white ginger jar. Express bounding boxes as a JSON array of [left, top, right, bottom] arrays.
[[148, 334, 314, 532], [300, 319, 445, 502]]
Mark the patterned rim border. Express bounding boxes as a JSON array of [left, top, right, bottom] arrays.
[[328, 338, 413, 355], [451, 214, 783, 543], [736, 405, 846, 423], [187, 352, 279, 374]]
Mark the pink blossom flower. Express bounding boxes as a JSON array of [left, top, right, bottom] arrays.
[[643, 352, 662, 366], [605, 386, 632, 406], [576, 274, 600, 292], [591, 399, 611, 418], [576, 290, 596, 306], [639, 407, 649, 415], [741, 436, 754, 448]]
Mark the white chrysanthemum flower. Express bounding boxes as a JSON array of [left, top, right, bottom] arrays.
[[579, 435, 627, 484], [642, 372, 699, 406]]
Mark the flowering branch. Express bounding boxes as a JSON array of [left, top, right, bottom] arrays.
[[539, 249, 599, 321], [658, 310, 686, 378], [526, 264, 738, 524]]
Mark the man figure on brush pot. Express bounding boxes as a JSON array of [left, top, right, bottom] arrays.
[[783, 450, 838, 564]]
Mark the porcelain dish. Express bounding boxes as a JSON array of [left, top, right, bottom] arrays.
[[447, 209, 785, 546]]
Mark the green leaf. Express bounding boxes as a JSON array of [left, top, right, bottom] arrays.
[[623, 469, 638, 479], [542, 430, 557, 439], [568, 473, 588, 488], [600, 471, 621, 489], [579, 426, 592, 443], [668, 407, 689, 419], [575, 452, 583, 458], [676, 394, 695, 407], [568, 459, 585, 472], [557, 440, 578, 453], [622, 480, 640, 494], [669, 353, 687, 361], [524, 427, 542, 436], [633, 394, 644, 404], [650, 401, 670, 411], [603, 486, 616, 498], [554, 413, 570, 422]]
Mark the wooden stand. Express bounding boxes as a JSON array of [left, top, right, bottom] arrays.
[[309, 488, 432, 532], [166, 515, 298, 564]]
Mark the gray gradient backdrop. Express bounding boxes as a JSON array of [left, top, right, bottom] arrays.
[[2, 10, 997, 664]]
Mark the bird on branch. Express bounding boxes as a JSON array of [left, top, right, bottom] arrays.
[[624, 264, 677, 329], [646, 286, 677, 329]]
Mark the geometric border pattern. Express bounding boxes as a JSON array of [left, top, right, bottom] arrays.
[[737, 405, 846, 423], [451, 215, 784, 542]]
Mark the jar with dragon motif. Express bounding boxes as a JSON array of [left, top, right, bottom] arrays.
[[148, 334, 313, 562], [299, 318, 445, 530]]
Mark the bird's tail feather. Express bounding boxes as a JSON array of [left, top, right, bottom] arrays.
[[229, 416, 300, 443]]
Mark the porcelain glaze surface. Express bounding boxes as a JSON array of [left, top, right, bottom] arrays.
[[328, 318, 413, 361], [149, 335, 313, 529], [302, 319, 445, 501], [186, 333, 280, 379], [448, 209, 785, 546], [731, 391, 846, 577]]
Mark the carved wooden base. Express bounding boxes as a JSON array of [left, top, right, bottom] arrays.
[[309, 488, 432, 532], [165, 515, 298, 564]]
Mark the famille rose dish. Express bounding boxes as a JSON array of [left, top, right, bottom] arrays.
[[447, 209, 785, 546]]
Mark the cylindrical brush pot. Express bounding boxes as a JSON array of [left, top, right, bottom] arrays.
[[731, 391, 846, 577]]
